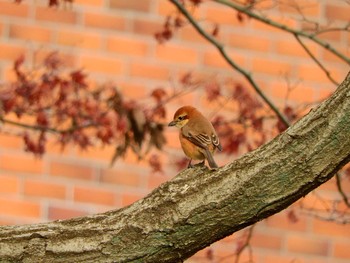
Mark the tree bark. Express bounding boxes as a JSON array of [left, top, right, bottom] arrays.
[[1, 72, 350, 262]]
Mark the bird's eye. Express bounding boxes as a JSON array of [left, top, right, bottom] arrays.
[[178, 115, 185, 121]]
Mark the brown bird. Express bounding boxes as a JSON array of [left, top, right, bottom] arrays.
[[168, 106, 222, 169]]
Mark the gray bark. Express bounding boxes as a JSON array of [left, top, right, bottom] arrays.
[[0, 72, 350, 262]]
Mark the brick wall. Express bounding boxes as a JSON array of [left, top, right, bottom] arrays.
[[0, 0, 349, 262]]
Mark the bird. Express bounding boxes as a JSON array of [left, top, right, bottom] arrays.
[[168, 105, 222, 169]]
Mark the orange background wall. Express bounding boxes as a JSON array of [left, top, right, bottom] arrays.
[[0, 0, 349, 262]]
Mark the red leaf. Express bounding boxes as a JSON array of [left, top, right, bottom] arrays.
[[174, 157, 188, 171], [48, 0, 59, 7], [276, 118, 288, 133], [284, 105, 297, 122], [180, 72, 192, 85], [151, 88, 167, 103], [175, 15, 185, 28], [44, 51, 61, 70], [212, 24, 219, 37], [287, 209, 299, 223], [70, 70, 87, 88], [205, 82, 221, 101], [237, 12, 245, 23], [189, 0, 202, 6], [37, 111, 49, 127], [206, 248, 214, 261], [149, 154, 163, 173]]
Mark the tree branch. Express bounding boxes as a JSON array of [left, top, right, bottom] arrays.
[[336, 173, 350, 208], [294, 34, 340, 86], [0, 116, 96, 134], [168, 0, 291, 128], [0, 71, 349, 262], [214, 0, 350, 66]]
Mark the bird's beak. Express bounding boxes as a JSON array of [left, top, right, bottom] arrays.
[[168, 120, 177, 127]]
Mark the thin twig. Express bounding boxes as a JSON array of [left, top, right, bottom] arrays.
[[336, 173, 350, 208], [213, 0, 350, 65], [294, 34, 340, 86], [169, 0, 291, 127], [0, 117, 95, 134]]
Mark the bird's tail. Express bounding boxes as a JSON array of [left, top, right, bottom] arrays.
[[204, 149, 218, 169]]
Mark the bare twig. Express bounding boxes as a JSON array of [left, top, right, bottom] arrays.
[[294, 34, 340, 86], [336, 173, 350, 208], [0, 116, 95, 134], [169, 0, 291, 128], [213, 0, 350, 66], [217, 224, 255, 263]]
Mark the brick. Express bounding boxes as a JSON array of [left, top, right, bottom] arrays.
[[74, 0, 104, 6], [133, 18, 163, 36], [56, 30, 101, 49], [334, 241, 350, 259], [263, 255, 306, 263], [106, 36, 149, 56], [23, 179, 66, 199], [287, 83, 316, 103], [265, 210, 307, 231], [9, 24, 52, 43], [0, 1, 29, 17], [298, 64, 334, 83], [0, 134, 23, 149], [48, 205, 90, 221], [228, 33, 271, 52], [165, 130, 180, 149], [35, 6, 77, 24], [148, 173, 172, 189], [121, 192, 145, 206], [252, 57, 292, 75], [278, 0, 320, 16], [117, 82, 149, 99], [287, 235, 329, 256], [0, 44, 25, 61], [323, 47, 349, 63], [313, 219, 350, 237], [100, 168, 142, 187], [109, 0, 151, 12], [156, 44, 198, 64], [250, 231, 282, 250], [325, 4, 350, 22], [80, 55, 123, 75], [157, 0, 178, 16], [0, 174, 19, 194], [77, 146, 115, 161], [130, 62, 170, 80], [204, 5, 241, 26], [84, 12, 126, 31], [50, 161, 94, 180], [74, 186, 116, 205], [318, 30, 342, 42], [179, 26, 208, 44], [276, 39, 314, 58], [0, 197, 40, 218], [0, 154, 43, 174], [33, 50, 77, 68]]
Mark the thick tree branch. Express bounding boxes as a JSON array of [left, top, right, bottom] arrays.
[[168, 0, 291, 128], [0, 72, 349, 262]]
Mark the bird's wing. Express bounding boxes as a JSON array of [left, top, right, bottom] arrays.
[[182, 131, 210, 149]]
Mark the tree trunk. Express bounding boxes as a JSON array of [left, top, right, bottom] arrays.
[[0, 72, 350, 262]]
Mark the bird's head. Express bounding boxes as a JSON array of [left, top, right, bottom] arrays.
[[168, 106, 195, 128]]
